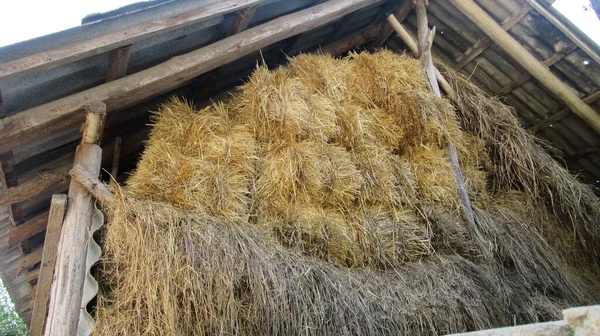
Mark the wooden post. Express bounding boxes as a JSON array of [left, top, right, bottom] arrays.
[[29, 195, 68, 336], [44, 103, 106, 336], [109, 136, 122, 186], [449, 0, 600, 134], [106, 46, 132, 82], [413, 0, 477, 227]]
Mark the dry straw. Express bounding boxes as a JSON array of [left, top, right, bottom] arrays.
[[95, 51, 600, 335]]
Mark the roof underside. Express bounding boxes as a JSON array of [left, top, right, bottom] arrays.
[[0, 0, 598, 324]]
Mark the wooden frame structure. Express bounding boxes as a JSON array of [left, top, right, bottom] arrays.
[[0, 0, 598, 333]]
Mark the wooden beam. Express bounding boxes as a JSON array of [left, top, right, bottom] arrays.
[[196, 6, 258, 103], [9, 211, 48, 247], [529, 90, 600, 133], [70, 164, 114, 206], [17, 248, 44, 273], [524, 0, 600, 65], [455, 3, 532, 69], [109, 136, 122, 186], [0, 0, 265, 82], [0, 0, 383, 154], [449, 0, 600, 134], [45, 104, 106, 336], [27, 268, 40, 283], [0, 166, 70, 207], [370, 0, 413, 50], [328, 11, 360, 42], [105, 45, 132, 82], [496, 43, 578, 96], [29, 194, 68, 336]]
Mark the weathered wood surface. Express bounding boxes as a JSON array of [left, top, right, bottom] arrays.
[[0, 0, 265, 82], [106, 45, 132, 82], [320, 23, 381, 56], [29, 194, 68, 336], [449, 0, 600, 134], [0, 0, 383, 154], [70, 164, 114, 206], [45, 106, 105, 336], [0, 167, 70, 207], [455, 3, 532, 69], [8, 211, 49, 247]]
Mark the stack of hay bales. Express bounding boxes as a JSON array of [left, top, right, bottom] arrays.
[[95, 51, 600, 335]]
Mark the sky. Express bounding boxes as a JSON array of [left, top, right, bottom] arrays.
[[0, 0, 143, 47], [0, 0, 598, 48], [553, 0, 600, 45]]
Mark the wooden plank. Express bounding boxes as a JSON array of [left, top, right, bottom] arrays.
[[29, 194, 68, 336], [524, 0, 600, 65], [0, 166, 70, 206], [328, 11, 360, 42], [529, 90, 600, 133], [0, 0, 383, 154], [449, 0, 600, 134], [454, 3, 532, 69], [0, 0, 265, 82], [17, 248, 44, 273], [495, 43, 578, 95], [45, 105, 106, 336], [105, 45, 132, 82], [70, 164, 114, 206], [9, 211, 49, 248], [370, 0, 413, 49], [109, 136, 122, 186]]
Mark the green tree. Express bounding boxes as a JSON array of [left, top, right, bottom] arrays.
[[0, 279, 27, 336]]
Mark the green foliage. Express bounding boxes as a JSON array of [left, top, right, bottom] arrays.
[[0, 279, 27, 336]]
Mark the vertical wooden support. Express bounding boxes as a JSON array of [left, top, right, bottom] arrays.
[[109, 136, 122, 186], [449, 0, 600, 134], [44, 102, 106, 336], [29, 195, 68, 336], [414, 0, 477, 226], [105, 45, 132, 82]]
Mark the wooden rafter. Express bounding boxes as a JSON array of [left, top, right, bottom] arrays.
[[0, 0, 265, 82], [0, 167, 70, 207], [8, 211, 49, 248], [449, 0, 600, 134], [455, 3, 532, 69], [0, 0, 383, 154], [496, 43, 578, 96], [106, 45, 132, 82], [196, 6, 258, 103], [529, 90, 600, 133]]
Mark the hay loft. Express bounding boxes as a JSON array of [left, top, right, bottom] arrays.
[[93, 51, 600, 335]]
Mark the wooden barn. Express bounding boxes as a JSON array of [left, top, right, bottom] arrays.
[[0, 0, 599, 334]]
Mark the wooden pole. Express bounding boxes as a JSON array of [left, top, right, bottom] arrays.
[[386, 14, 455, 100], [413, 0, 477, 227], [449, 0, 600, 134], [44, 103, 106, 336], [70, 164, 114, 207], [109, 136, 122, 187], [29, 195, 68, 336]]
